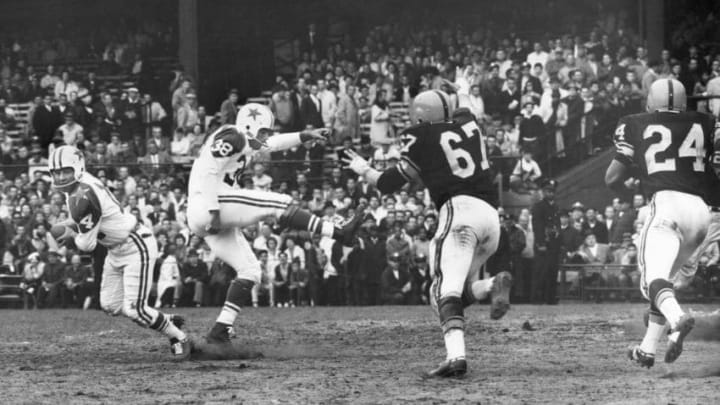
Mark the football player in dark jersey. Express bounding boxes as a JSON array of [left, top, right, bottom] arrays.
[[343, 90, 512, 378], [605, 78, 717, 367]]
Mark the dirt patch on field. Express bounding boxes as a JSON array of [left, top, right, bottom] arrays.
[[0, 304, 718, 404]]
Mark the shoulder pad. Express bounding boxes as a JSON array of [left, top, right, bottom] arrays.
[[210, 125, 246, 157]]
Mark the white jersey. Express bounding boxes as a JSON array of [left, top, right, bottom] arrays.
[[188, 124, 304, 210], [67, 172, 137, 251]]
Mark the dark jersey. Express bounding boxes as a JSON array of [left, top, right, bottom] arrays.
[[613, 111, 716, 198], [399, 120, 497, 208]]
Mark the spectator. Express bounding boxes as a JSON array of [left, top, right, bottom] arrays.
[[54, 71, 79, 99], [38, 250, 65, 308], [171, 79, 192, 113], [176, 92, 199, 132], [498, 77, 521, 124], [20, 252, 44, 308], [141, 93, 168, 137], [386, 221, 411, 264], [63, 253, 94, 309], [247, 249, 271, 307], [300, 84, 323, 130], [283, 237, 305, 269], [138, 141, 173, 180], [381, 252, 412, 304], [273, 251, 292, 307], [180, 248, 209, 307], [334, 84, 360, 141], [57, 112, 84, 148], [289, 258, 309, 306], [582, 207, 608, 244], [219, 89, 239, 125], [575, 232, 613, 264], [510, 150, 542, 193], [156, 244, 181, 308], [318, 80, 337, 130], [170, 128, 191, 157], [251, 163, 273, 191], [559, 211, 583, 263], [33, 95, 61, 150], [370, 89, 392, 144]]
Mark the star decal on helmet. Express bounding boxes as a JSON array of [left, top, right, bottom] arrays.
[[247, 108, 261, 121]]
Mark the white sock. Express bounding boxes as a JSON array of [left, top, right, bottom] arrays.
[[162, 322, 187, 341], [656, 290, 684, 329], [444, 329, 466, 360], [320, 222, 335, 239], [216, 302, 241, 325], [471, 277, 494, 301], [638, 318, 667, 354]]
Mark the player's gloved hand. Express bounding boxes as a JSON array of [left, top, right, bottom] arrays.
[[340, 149, 371, 175], [300, 128, 328, 143], [206, 210, 222, 234]]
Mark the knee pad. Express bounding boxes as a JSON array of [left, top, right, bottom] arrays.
[[648, 278, 674, 308], [437, 296, 464, 333]]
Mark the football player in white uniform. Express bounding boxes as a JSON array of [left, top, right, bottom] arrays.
[[48, 146, 192, 359], [188, 103, 360, 349]]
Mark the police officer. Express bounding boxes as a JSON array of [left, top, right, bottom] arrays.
[[531, 179, 561, 304]]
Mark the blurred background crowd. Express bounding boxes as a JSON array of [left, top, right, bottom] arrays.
[[2, 1, 720, 309]]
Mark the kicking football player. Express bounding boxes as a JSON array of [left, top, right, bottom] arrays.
[[342, 90, 513, 378], [48, 145, 192, 359], [188, 103, 360, 348], [605, 78, 717, 367]]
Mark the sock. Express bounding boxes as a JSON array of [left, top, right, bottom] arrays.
[[638, 314, 667, 354], [149, 313, 187, 341], [280, 205, 326, 235], [444, 329, 466, 360], [471, 277, 494, 301], [656, 290, 684, 329], [216, 279, 253, 325]]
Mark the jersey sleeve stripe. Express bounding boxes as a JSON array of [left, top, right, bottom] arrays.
[[401, 156, 421, 174], [396, 162, 411, 181]]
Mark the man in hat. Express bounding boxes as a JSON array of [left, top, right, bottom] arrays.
[[531, 179, 561, 304], [380, 252, 412, 304]]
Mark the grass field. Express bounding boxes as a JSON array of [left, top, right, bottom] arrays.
[[1, 303, 719, 404]]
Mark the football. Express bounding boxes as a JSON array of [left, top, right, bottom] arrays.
[[50, 222, 78, 241]]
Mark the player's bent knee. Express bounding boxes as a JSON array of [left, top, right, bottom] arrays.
[[100, 299, 123, 316], [449, 226, 478, 250], [437, 296, 464, 333], [121, 302, 152, 327], [235, 266, 262, 285]]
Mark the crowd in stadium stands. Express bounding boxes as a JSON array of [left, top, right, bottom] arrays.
[[2, 9, 720, 309]]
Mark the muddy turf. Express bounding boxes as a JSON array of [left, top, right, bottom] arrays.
[[1, 304, 718, 404]]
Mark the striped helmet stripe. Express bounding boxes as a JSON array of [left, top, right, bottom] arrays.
[[667, 79, 674, 110], [432, 90, 449, 121]]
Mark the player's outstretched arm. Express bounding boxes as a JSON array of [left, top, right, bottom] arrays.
[[605, 159, 632, 197], [266, 128, 327, 152], [341, 149, 411, 193]]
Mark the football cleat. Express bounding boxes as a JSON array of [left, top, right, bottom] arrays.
[[206, 323, 233, 344], [664, 314, 695, 363], [338, 214, 363, 247], [424, 358, 467, 379], [490, 272, 513, 320], [627, 346, 655, 368], [170, 338, 193, 360]]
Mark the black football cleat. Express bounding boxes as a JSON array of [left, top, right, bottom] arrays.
[[424, 358, 467, 379], [338, 215, 363, 247], [490, 272, 513, 320], [627, 346, 655, 368], [664, 314, 695, 363], [206, 323, 233, 345]]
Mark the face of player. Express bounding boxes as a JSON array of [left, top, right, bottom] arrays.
[[51, 167, 76, 189]]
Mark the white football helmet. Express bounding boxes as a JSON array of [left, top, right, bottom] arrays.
[[236, 103, 275, 148], [410, 90, 453, 125], [48, 145, 85, 192], [647, 78, 687, 112]]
